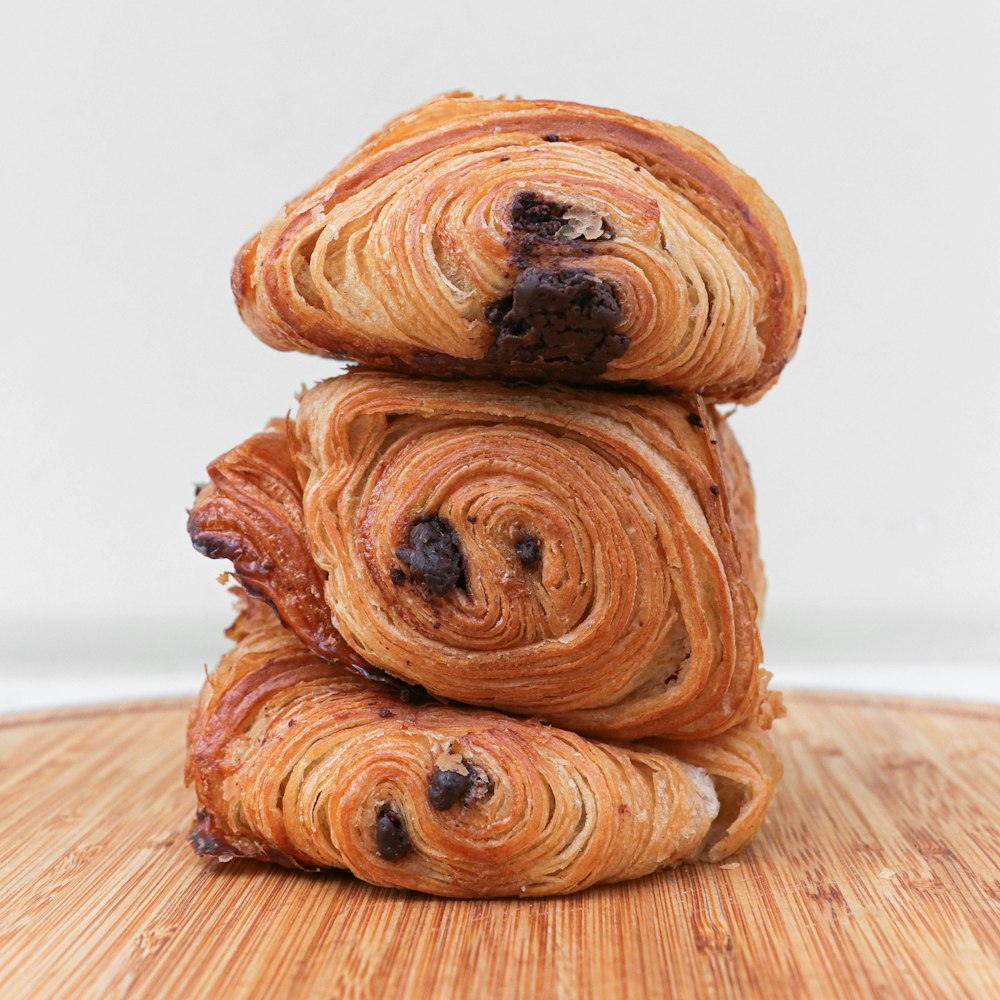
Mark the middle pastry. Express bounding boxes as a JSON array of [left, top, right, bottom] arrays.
[[190, 369, 772, 742]]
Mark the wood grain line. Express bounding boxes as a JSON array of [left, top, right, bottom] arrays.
[[0, 692, 996, 999]]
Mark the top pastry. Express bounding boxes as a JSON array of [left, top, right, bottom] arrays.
[[234, 93, 805, 402]]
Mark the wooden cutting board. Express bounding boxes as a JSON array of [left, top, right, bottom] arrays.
[[0, 691, 997, 999]]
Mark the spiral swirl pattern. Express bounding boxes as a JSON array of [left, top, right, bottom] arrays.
[[288, 371, 764, 741], [234, 93, 805, 401], [186, 601, 779, 897]]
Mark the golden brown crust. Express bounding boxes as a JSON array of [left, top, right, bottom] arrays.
[[189, 370, 769, 741], [234, 93, 805, 402], [185, 602, 781, 897], [714, 412, 766, 616], [654, 719, 782, 863], [188, 423, 368, 670]]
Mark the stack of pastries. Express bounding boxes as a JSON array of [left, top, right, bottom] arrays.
[[185, 93, 805, 898]]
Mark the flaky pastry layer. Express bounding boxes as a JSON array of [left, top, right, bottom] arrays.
[[190, 371, 776, 741], [185, 601, 781, 897], [234, 93, 805, 402]]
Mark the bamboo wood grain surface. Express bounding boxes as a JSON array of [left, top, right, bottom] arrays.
[[0, 691, 997, 999]]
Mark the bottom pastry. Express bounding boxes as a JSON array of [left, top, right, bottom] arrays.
[[186, 599, 782, 898]]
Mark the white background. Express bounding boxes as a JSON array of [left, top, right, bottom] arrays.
[[2, 1, 998, 691]]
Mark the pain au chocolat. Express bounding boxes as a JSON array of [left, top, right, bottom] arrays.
[[233, 93, 805, 402], [186, 598, 781, 898], [189, 370, 779, 743]]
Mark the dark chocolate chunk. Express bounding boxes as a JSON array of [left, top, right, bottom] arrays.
[[349, 662, 437, 705], [190, 534, 243, 561], [375, 804, 411, 860], [687, 412, 704, 428], [189, 808, 319, 871], [395, 515, 466, 596], [396, 682, 431, 705], [377, 708, 394, 719], [710, 485, 721, 496], [464, 766, 494, 804], [189, 808, 232, 859], [514, 534, 541, 569], [509, 191, 568, 238], [389, 566, 406, 586], [544, 133, 560, 142], [485, 267, 627, 375], [428, 767, 473, 810]]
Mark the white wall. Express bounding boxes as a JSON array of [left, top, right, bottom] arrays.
[[2, 0, 997, 668]]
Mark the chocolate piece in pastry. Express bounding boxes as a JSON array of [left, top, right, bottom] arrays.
[[190, 371, 774, 742], [187, 420, 367, 671], [233, 92, 805, 402], [185, 600, 781, 898]]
